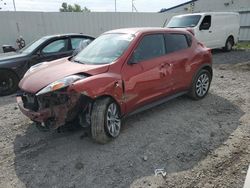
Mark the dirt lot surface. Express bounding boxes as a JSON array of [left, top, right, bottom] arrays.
[[0, 50, 250, 188]]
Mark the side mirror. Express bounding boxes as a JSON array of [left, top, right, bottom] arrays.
[[199, 23, 210, 30]]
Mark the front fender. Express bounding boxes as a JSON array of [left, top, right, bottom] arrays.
[[69, 73, 125, 113]]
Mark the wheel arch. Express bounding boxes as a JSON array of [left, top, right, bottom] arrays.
[[191, 64, 213, 87], [95, 95, 122, 114], [202, 65, 213, 78], [227, 35, 235, 45]]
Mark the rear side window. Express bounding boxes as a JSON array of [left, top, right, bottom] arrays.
[[164, 34, 189, 53], [133, 34, 165, 63]]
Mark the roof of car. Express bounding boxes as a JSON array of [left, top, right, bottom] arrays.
[[42, 33, 94, 40], [173, 12, 239, 17], [105, 27, 189, 35]]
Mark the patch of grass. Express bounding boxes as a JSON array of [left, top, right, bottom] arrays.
[[234, 41, 250, 49]]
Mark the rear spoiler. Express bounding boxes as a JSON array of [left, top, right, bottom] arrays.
[[169, 27, 195, 36], [186, 28, 195, 36]]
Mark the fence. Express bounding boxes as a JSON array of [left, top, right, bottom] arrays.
[[0, 11, 172, 52], [0, 11, 249, 52], [239, 10, 250, 41]]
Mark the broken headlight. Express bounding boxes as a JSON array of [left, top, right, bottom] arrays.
[[36, 75, 84, 96]]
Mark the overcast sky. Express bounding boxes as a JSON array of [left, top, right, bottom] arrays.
[[0, 0, 189, 12]]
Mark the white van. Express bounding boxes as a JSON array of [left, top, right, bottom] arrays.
[[166, 12, 240, 51]]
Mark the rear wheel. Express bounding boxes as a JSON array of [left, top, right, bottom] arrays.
[[91, 98, 121, 144], [0, 70, 19, 96], [189, 69, 211, 100], [224, 37, 234, 52]]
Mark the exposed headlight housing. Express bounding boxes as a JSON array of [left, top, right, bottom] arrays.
[[36, 75, 85, 96]]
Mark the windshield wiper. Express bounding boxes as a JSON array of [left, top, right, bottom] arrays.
[[72, 59, 84, 64]]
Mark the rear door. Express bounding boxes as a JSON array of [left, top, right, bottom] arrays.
[[164, 33, 192, 92], [122, 33, 173, 113]]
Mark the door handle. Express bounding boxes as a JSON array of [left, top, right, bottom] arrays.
[[161, 63, 171, 67], [209, 31, 212, 33]]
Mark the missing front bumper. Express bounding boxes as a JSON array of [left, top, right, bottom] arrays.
[[17, 92, 81, 129]]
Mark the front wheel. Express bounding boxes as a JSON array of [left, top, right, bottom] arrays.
[[91, 98, 121, 144], [189, 69, 212, 100], [0, 70, 19, 96]]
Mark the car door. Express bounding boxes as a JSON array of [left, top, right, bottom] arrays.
[[122, 33, 173, 113], [196, 15, 214, 48], [31, 37, 71, 65], [164, 33, 192, 92]]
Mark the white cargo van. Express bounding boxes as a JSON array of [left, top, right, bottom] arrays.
[[166, 12, 240, 51]]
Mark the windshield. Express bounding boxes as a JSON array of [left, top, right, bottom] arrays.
[[73, 33, 134, 64], [20, 37, 47, 54], [167, 15, 201, 28]]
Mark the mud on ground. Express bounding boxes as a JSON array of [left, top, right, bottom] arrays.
[[0, 52, 250, 188]]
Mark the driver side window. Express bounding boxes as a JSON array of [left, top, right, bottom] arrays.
[[133, 34, 165, 63], [42, 39, 68, 54], [200, 15, 211, 30]]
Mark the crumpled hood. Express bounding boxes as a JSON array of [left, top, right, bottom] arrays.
[[19, 57, 110, 93], [0, 52, 27, 62]]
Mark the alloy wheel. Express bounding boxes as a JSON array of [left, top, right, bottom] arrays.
[[196, 73, 210, 97], [106, 103, 121, 137]]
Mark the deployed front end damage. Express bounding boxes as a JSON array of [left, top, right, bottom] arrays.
[[17, 89, 86, 130]]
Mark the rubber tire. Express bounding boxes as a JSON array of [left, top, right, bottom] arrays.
[[189, 69, 212, 100], [35, 122, 50, 132], [224, 37, 234, 52], [0, 70, 19, 96], [91, 98, 120, 144]]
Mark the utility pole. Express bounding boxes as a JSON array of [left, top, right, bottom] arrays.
[[132, 0, 137, 12], [13, 0, 16, 11], [115, 0, 116, 12]]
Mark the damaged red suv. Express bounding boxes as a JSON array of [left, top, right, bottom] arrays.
[[17, 28, 212, 143]]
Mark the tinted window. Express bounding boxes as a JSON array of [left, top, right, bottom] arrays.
[[42, 39, 67, 54], [134, 34, 165, 63], [20, 37, 47, 54], [71, 37, 92, 50], [165, 34, 189, 53], [167, 15, 201, 28], [200, 15, 211, 30]]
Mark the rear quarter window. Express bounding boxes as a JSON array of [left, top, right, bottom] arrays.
[[164, 33, 190, 53]]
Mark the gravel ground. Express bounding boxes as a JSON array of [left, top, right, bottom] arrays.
[[0, 50, 250, 188]]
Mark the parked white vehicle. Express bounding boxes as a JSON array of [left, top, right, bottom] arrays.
[[166, 12, 240, 51]]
